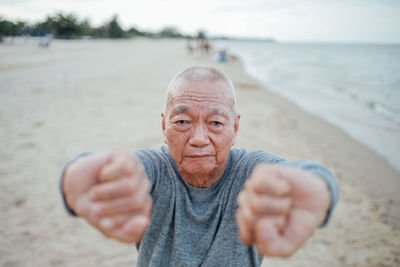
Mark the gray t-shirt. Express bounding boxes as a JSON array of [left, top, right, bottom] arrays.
[[133, 146, 339, 267]]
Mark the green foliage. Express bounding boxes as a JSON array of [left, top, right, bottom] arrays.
[[49, 12, 81, 38], [127, 26, 153, 37], [197, 30, 207, 40], [0, 19, 15, 36], [128, 26, 141, 36], [33, 18, 54, 35], [0, 18, 28, 36], [159, 26, 183, 38], [0, 12, 195, 39], [79, 19, 95, 36], [108, 15, 125, 38]]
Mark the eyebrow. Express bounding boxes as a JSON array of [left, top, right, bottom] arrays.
[[171, 105, 191, 114], [169, 105, 231, 118], [210, 108, 230, 116]]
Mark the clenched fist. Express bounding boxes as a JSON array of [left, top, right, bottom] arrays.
[[63, 152, 153, 244], [236, 165, 330, 257]]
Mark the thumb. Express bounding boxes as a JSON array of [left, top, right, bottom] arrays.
[[76, 152, 112, 186], [120, 215, 150, 244], [63, 152, 111, 210], [255, 218, 295, 257], [275, 167, 330, 218], [64, 152, 111, 189]]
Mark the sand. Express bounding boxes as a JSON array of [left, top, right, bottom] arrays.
[[0, 38, 399, 266]]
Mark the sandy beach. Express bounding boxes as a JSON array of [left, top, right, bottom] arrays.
[[1, 38, 399, 266]]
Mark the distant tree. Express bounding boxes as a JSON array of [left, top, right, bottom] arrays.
[[92, 25, 108, 38], [15, 21, 28, 35], [128, 27, 145, 36], [197, 30, 207, 39], [79, 18, 94, 36], [128, 26, 140, 36], [108, 14, 125, 38], [52, 12, 82, 38], [0, 12, 196, 40], [0, 18, 15, 36], [159, 26, 183, 38], [30, 12, 82, 38], [0, 18, 28, 36], [32, 16, 54, 36]]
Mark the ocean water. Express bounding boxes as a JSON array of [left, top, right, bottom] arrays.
[[215, 40, 400, 171]]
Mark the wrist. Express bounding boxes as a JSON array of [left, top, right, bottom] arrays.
[[61, 163, 78, 216]]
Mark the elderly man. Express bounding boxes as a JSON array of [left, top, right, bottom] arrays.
[[61, 66, 339, 266]]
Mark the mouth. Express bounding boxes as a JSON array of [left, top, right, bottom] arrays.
[[187, 154, 213, 158]]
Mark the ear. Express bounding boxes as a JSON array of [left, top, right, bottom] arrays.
[[161, 113, 168, 144], [231, 114, 241, 146]]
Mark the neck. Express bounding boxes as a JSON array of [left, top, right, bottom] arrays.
[[179, 163, 227, 188]]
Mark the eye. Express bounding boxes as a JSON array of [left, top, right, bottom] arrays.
[[176, 120, 188, 125], [210, 121, 224, 127]]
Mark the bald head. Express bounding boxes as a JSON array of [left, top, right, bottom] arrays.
[[165, 66, 237, 113]]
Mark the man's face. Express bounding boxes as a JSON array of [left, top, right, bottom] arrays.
[[162, 80, 240, 178]]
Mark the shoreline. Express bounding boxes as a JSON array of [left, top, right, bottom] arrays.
[[1, 38, 399, 266], [203, 48, 400, 265], [214, 41, 400, 173], [208, 54, 400, 227]]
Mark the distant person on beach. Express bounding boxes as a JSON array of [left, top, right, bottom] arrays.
[[61, 66, 339, 266], [186, 39, 196, 54]]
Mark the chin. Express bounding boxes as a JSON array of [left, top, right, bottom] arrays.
[[181, 160, 217, 176]]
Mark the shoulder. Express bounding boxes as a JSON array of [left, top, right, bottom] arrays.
[[133, 146, 175, 183], [230, 147, 284, 167], [227, 147, 285, 187], [134, 146, 171, 163]]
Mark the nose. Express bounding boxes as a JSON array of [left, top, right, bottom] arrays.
[[189, 124, 210, 147]]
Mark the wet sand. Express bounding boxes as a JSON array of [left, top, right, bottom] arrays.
[[0, 39, 399, 266]]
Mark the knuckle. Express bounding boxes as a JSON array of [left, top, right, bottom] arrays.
[[237, 191, 246, 206], [263, 166, 278, 178], [89, 188, 100, 199], [256, 241, 275, 257], [143, 206, 151, 217], [235, 210, 244, 225], [125, 179, 137, 193], [253, 164, 264, 174], [282, 198, 292, 212], [122, 158, 134, 175], [249, 194, 271, 215], [238, 231, 251, 245], [134, 198, 145, 210], [100, 167, 111, 181], [75, 204, 87, 217], [65, 163, 78, 180], [143, 178, 151, 191], [92, 204, 104, 218], [244, 178, 252, 188], [146, 196, 153, 208], [250, 198, 263, 214], [133, 194, 147, 210], [242, 208, 256, 225], [255, 164, 270, 174]]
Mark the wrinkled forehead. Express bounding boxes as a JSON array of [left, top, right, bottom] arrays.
[[166, 80, 235, 113], [169, 103, 231, 119]]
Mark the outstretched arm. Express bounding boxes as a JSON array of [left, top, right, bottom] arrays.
[[62, 152, 153, 244], [236, 164, 333, 257]]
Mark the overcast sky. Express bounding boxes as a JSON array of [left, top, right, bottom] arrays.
[[1, 0, 400, 43]]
